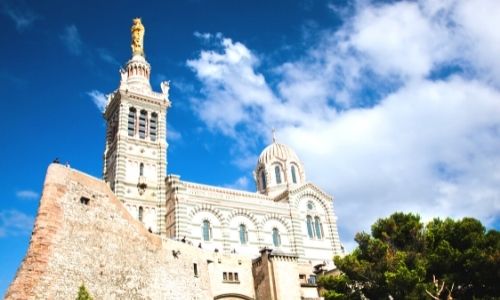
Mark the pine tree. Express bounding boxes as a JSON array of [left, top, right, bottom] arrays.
[[76, 284, 93, 300]]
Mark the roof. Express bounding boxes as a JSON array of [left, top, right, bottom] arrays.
[[257, 141, 301, 166]]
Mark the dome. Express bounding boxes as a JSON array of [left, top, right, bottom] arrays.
[[257, 142, 301, 166], [255, 139, 306, 195]]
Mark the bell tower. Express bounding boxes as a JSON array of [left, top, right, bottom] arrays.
[[103, 18, 171, 234]]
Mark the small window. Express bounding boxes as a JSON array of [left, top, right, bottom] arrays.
[[275, 166, 282, 184], [193, 263, 198, 277], [150, 113, 157, 141], [202, 220, 212, 241], [139, 110, 147, 139], [139, 163, 144, 176], [228, 272, 233, 281], [314, 217, 323, 239], [291, 165, 297, 184], [239, 224, 248, 245], [223, 272, 227, 281], [138, 206, 144, 222], [307, 201, 314, 210], [128, 107, 136, 137], [80, 196, 90, 205], [260, 171, 266, 190], [308, 275, 317, 285], [234, 272, 239, 281], [306, 215, 314, 239], [272, 228, 281, 247]]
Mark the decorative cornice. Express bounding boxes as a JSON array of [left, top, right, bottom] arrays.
[[180, 180, 270, 201], [290, 182, 332, 201]]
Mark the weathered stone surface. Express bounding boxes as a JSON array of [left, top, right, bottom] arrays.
[[5, 164, 256, 300]]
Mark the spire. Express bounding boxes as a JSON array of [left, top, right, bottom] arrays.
[[120, 18, 151, 89], [131, 18, 145, 57]]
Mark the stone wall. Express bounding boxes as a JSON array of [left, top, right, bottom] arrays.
[[5, 164, 255, 300], [252, 249, 302, 300]]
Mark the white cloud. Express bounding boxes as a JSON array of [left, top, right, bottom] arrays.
[[0, 210, 34, 238], [97, 48, 119, 65], [16, 190, 38, 200], [60, 25, 82, 56], [224, 176, 251, 191], [187, 0, 500, 250], [2, 2, 38, 31], [87, 90, 108, 112], [167, 125, 183, 142]]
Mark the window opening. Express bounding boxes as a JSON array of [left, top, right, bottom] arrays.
[[306, 215, 314, 238], [138, 206, 144, 222], [275, 166, 282, 184], [139, 110, 147, 139], [239, 224, 248, 245], [139, 163, 144, 176], [291, 165, 297, 183], [193, 263, 198, 277], [150, 113, 157, 141], [315, 217, 323, 239], [80, 196, 90, 205], [260, 171, 266, 190], [272, 228, 281, 247], [202, 220, 211, 241], [128, 107, 136, 137]]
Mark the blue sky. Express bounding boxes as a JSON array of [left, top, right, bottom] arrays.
[[1, 0, 500, 295]]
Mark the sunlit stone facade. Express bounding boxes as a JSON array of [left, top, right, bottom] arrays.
[[100, 18, 344, 299]]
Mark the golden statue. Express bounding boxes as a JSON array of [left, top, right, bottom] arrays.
[[131, 18, 145, 56]]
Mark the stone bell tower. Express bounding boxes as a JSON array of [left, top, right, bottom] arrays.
[[103, 18, 171, 234]]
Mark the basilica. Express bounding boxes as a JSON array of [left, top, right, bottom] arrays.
[[103, 18, 343, 267], [6, 19, 343, 300]]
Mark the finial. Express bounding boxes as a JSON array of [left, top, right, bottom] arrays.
[[272, 128, 276, 143], [131, 18, 145, 56]]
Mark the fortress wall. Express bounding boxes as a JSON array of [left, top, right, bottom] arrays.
[[5, 164, 220, 300]]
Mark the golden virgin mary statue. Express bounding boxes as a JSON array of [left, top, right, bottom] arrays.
[[131, 18, 145, 56]]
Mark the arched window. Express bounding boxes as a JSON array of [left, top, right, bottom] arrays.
[[128, 107, 136, 136], [291, 165, 297, 184], [202, 220, 212, 241], [239, 224, 248, 245], [261, 171, 267, 190], [306, 215, 314, 238], [150, 113, 157, 141], [138, 206, 144, 222], [275, 166, 282, 184], [314, 217, 323, 239], [139, 163, 144, 176], [272, 228, 281, 247], [139, 110, 147, 139]]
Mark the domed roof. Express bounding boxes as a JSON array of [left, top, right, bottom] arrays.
[[257, 141, 301, 166]]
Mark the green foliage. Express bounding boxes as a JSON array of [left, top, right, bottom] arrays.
[[320, 213, 500, 299], [76, 284, 93, 300], [318, 274, 362, 300]]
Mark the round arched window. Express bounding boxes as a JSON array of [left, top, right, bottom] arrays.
[[291, 165, 297, 183], [272, 228, 281, 247], [202, 220, 212, 241]]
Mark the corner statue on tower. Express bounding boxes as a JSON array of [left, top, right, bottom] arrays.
[[131, 18, 145, 56]]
